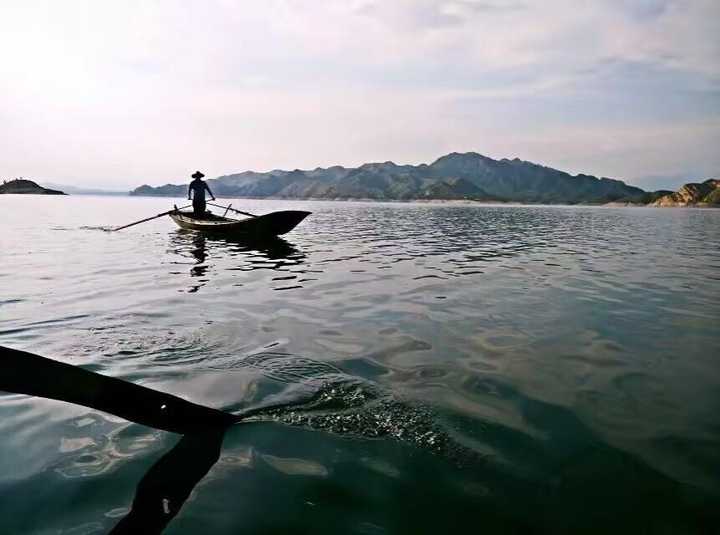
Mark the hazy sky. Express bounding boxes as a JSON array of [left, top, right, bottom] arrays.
[[1, 0, 718, 190]]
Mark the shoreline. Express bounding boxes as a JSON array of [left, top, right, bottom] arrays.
[[124, 194, 719, 208], [7, 191, 716, 208]]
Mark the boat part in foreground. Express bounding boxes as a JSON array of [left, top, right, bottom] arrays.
[[0, 345, 241, 533], [0, 346, 238, 433]]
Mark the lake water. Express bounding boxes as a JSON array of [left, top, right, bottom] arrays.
[[1, 195, 719, 533]]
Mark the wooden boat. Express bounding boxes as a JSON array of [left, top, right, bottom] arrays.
[[169, 209, 310, 236]]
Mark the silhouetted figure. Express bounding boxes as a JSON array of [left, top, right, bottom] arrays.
[[187, 171, 215, 218]]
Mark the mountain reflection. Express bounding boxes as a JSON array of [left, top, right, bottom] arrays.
[[169, 230, 306, 293]]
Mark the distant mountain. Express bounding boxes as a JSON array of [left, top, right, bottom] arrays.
[[40, 182, 127, 196], [130, 152, 644, 203], [131, 183, 185, 197], [650, 179, 720, 207], [0, 179, 65, 195]]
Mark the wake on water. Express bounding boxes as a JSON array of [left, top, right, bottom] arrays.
[[213, 351, 481, 466]]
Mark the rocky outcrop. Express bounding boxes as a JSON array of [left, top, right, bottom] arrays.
[[0, 179, 65, 195], [650, 179, 720, 207], [131, 152, 645, 204], [605, 190, 673, 206]]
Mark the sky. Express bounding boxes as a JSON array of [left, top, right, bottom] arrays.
[[1, 0, 718, 191]]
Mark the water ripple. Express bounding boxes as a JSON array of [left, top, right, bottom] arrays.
[[1, 198, 719, 531]]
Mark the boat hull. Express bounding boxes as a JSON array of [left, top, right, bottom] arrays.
[[169, 210, 310, 236]]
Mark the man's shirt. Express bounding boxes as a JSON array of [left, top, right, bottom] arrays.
[[189, 180, 211, 201]]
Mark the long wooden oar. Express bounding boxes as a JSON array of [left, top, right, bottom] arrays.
[[113, 204, 191, 231], [0, 345, 239, 433], [207, 202, 258, 218], [0, 344, 239, 534]]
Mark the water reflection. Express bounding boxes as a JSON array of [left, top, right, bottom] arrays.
[[169, 230, 306, 293], [3, 200, 719, 532], [188, 234, 208, 279], [3, 345, 716, 534]]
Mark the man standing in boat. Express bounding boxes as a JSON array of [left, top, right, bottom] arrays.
[[187, 171, 216, 218]]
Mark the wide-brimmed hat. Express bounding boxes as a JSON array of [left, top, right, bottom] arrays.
[[191, 171, 205, 179]]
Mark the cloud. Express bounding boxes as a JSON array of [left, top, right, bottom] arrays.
[[0, 0, 717, 188]]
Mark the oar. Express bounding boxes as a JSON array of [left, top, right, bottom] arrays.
[[0, 345, 239, 433], [110, 429, 227, 534], [0, 344, 238, 534], [112, 204, 191, 231], [207, 202, 258, 218]]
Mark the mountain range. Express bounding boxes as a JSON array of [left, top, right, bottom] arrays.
[[130, 152, 645, 204]]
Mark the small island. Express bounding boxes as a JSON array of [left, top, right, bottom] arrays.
[[0, 178, 66, 195]]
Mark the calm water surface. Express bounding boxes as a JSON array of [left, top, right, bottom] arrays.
[[1, 195, 719, 533]]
